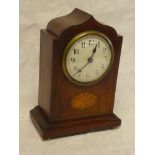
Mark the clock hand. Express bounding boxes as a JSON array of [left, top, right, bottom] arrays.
[[90, 44, 97, 59], [74, 44, 98, 76], [87, 44, 97, 63], [74, 61, 90, 76]]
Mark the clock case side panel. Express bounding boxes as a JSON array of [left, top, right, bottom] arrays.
[[38, 29, 57, 119], [110, 35, 123, 112]]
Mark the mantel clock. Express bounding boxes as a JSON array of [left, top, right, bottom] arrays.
[[30, 8, 123, 139]]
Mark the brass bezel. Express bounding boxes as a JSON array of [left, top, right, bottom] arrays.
[[62, 30, 114, 86]]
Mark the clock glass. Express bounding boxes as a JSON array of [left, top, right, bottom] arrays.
[[63, 31, 114, 85]]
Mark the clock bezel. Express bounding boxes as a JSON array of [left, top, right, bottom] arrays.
[[62, 30, 114, 86]]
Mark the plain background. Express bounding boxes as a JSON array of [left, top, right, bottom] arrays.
[[20, 0, 134, 155]]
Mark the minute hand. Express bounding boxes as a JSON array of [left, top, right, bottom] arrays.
[[74, 44, 97, 76], [74, 61, 89, 76]]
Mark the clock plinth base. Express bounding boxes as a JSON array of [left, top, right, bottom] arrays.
[[30, 106, 121, 140]]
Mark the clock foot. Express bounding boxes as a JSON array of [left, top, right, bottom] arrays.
[[30, 106, 121, 140]]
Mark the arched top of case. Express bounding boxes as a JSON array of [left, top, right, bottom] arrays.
[[47, 8, 119, 38]]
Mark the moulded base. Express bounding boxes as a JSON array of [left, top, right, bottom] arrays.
[[30, 106, 121, 140]]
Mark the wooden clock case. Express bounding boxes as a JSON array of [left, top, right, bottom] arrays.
[[30, 8, 123, 139]]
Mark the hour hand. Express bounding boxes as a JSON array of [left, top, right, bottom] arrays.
[[90, 44, 97, 58], [93, 44, 97, 54]]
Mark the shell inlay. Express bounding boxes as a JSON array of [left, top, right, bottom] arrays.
[[71, 92, 97, 110]]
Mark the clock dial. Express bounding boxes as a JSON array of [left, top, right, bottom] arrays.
[[63, 31, 114, 85]]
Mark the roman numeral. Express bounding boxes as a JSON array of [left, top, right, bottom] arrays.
[[89, 39, 94, 46], [96, 70, 99, 75], [81, 42, 86, 48], [97, 41, 100, 48], [74, 49, 79, 55], [86, 74, 89, 78], [103, 47, 106, 51], [70, 57, 75, 62], [102, 64, 104, 69], [73, 66, 78, 71]]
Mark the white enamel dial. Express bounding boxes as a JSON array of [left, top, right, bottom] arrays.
[[63, 31, 113, 85]]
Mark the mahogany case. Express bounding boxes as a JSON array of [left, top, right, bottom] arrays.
[[30, 8, 123, 139]]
